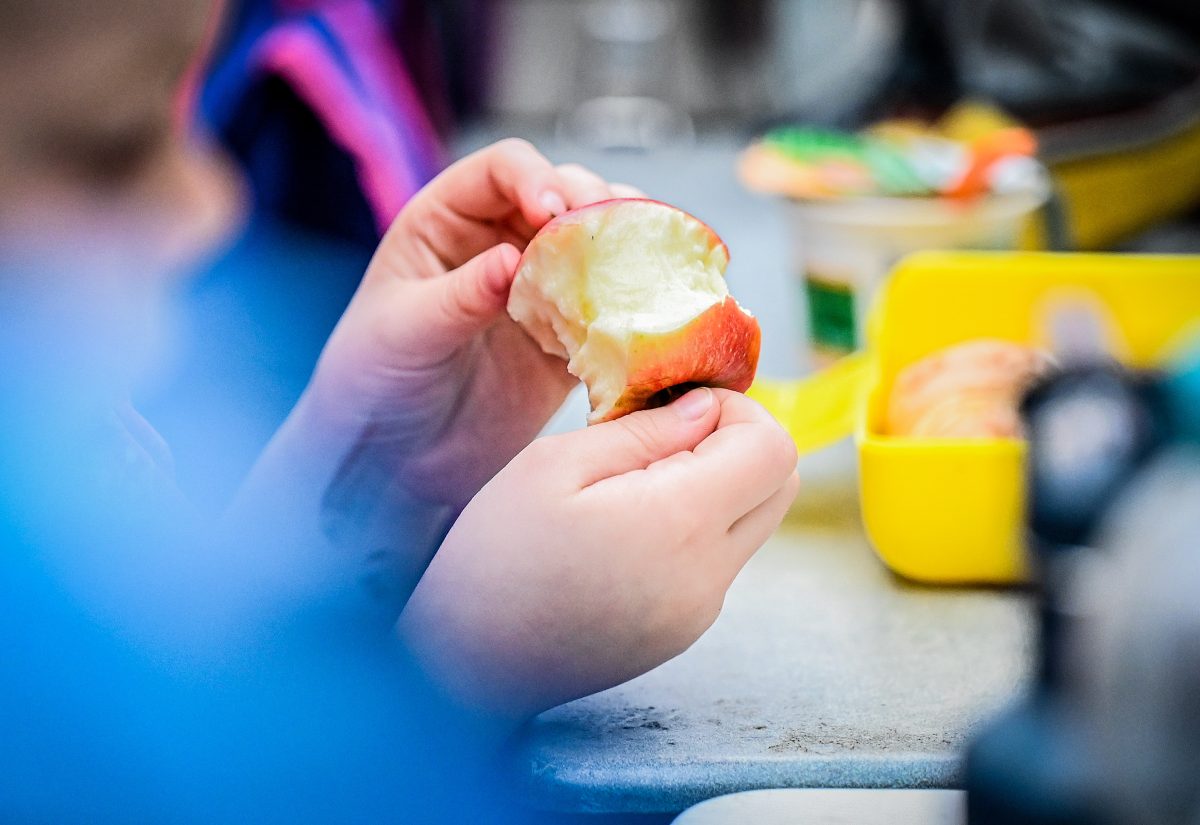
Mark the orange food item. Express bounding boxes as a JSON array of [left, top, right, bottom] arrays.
[[886, 339, 1054, 438]]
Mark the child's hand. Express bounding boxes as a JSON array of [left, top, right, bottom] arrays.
[[307, 139, 641, 510], [397, 388, 799, 724]]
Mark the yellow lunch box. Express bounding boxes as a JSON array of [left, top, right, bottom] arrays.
[[751, 251, 1200, 584]]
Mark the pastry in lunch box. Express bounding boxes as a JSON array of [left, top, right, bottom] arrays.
[[886, 339, 1054, 439]]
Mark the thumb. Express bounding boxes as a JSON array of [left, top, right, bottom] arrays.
[[418, 242, 522, 352], [564, 388, 720, 488]]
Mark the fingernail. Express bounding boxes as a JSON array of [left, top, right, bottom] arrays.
[[487, 243, 521, 291], [674, 387, 712, 420], [539, 190, 567, 216]]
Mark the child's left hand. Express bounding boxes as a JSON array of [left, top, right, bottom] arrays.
[[303, 139, 640, 510]]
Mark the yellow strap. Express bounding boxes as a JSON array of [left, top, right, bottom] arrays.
[[748, 351, 873, 455]]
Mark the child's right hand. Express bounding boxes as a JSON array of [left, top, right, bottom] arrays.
[[397, 388, 799, 725]]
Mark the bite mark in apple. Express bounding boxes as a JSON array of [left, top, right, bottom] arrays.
[[507, 198, 761, 423]]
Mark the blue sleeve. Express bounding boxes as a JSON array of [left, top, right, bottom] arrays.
[[0, 392, 527, 824]]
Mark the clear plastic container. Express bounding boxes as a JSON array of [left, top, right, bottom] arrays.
[[789, 191, 1046, 366]]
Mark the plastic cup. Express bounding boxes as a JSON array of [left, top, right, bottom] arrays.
[[789, 191, 1046, 367]]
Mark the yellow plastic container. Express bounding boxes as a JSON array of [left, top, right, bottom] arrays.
[[752, 251, 1200, 584]]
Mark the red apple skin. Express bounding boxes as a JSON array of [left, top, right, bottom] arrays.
[[596, 298, 762, 423], [515, 198, 730, 271]]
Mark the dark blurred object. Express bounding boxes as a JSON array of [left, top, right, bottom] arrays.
[[698, 0, 769, 55], [202, 0, 447, 247], [893, 0, 1200, 123], [965, 332, 1200, 825], [1081, 449, 1200, 825], [1022, 369, 1165, 550], [1023, 302, 1189, 534], [426, 0, 496, 123], [886, 0, 1200, 250]]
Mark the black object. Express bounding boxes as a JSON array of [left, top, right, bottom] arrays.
[[893, 0, 1200, 125], [1022, 364, 1167, 552], [966, 357, 1173, 825]]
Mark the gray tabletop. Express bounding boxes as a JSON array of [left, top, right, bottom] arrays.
[[508, 501, 1034, 814], [462, 133, 1037, 815]]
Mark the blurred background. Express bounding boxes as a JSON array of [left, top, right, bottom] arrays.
[[198, 0, 1200, 361], [3, 3, 1199, 822], [202, 0, 1200, 249], [170, 0, 1200, 501]]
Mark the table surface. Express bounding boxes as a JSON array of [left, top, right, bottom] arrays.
[[508, 501, 1033, 814], [468, 133, 1037, 815]]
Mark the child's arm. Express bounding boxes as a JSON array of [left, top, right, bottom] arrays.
[[227, 140, 641, 607]]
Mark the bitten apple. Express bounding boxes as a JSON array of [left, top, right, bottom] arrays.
[[507, 198, 761, 423]]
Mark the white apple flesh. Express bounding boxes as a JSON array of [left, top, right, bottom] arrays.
[[507, 198, 762, 423]]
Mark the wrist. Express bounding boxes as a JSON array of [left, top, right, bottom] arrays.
[[239, 384, 457, 611], [289, 364, 372, 446], [396, 594, 545, 737]]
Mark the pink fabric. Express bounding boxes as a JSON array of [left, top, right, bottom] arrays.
[[321, 0, 444, 176], [256, 24, 420, 233]]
